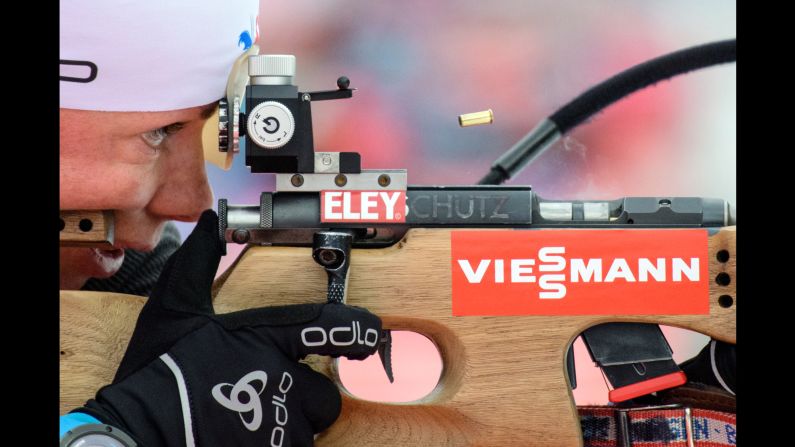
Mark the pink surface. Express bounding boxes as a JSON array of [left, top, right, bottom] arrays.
[[339, 331, 442, 402]]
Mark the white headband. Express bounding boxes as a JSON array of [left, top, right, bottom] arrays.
[[60, 0, 259, 112]]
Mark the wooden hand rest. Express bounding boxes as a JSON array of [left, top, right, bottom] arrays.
[[60, 227, 736, 446]]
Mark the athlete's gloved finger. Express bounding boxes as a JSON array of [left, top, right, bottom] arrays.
[[217, 302, 382, 361]]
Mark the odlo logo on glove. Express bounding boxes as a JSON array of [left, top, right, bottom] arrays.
[[212, 370, 294, 445], [301, 321, 380, 348]]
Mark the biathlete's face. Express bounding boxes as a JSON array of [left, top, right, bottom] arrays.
[[59, 103, 217, 289]]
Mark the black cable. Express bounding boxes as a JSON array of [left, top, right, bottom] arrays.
[[550, 39, 735, 133], [478, 39, 736, 185]]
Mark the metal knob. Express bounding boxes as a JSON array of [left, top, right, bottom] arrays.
[[248, 55, 296, 85]]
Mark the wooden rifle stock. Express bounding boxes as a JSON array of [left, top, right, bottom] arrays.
[[60, 226, 735, 446]]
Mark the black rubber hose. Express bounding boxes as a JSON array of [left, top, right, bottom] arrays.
[[478, 39, 736, 185], [550, 39, 736, 133]]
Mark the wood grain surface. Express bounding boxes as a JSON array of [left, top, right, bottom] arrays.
[[60, 226, 735, 446], [59, 210, 114, 249]]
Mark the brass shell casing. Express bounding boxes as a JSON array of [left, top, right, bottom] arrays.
[[458, 109, 494, 127]]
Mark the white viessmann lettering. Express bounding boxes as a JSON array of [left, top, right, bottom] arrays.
[[456, 246, 700, 299]]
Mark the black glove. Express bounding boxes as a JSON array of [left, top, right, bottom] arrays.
[[679, 339, 736, 394], [75, 210, 382, 446]]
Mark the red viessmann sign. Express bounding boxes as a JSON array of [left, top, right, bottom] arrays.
[[451, 229, 709, 316]]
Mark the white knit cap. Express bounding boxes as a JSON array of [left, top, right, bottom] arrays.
[[60, 0, 260, 111]]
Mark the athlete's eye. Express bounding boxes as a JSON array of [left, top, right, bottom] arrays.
[[140, 122, 185, 148]]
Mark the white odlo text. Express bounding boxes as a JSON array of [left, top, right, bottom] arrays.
[[301, 321, 379, 347]]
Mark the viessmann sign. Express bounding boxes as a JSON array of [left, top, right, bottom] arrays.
[[451, 229, 710, 316]]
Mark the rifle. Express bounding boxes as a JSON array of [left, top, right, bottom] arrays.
[[60, 40, 736, 446]]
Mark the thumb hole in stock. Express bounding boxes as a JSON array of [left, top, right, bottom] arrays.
[[338, 331, 442, 403]]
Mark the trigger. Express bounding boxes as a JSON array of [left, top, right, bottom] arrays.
[[377, 329, 394, 383]]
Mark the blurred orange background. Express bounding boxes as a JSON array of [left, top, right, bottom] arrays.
[[177, 0, 736, 406]]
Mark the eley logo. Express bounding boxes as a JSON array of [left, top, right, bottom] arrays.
[[321, 190, 406, 223], [451, 230, 709, 316]]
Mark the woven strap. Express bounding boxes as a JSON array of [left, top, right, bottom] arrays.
[[579, 405, 736, 446]]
